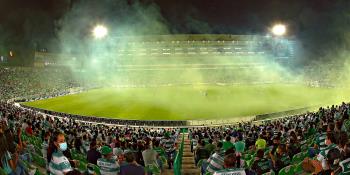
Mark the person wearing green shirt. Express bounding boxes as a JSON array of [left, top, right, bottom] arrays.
[[223, 136, 234, 151], [234, 136, 245, 154], [307, 124, 316, 138], [255, 134, 267, 150], [317, 132, 337, 168], [205, 139, 216, 155]]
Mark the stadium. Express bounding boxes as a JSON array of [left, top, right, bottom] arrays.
[[1, 1, 350, 175], [20, 34, 349, 126]]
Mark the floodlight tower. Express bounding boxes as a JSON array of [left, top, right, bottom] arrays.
[[92, 25, 108, 39], [271, 24, 286, 36], [270, 24, 291, 64]]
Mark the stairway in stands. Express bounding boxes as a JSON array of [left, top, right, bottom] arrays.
[[181, 133, 200, 175]]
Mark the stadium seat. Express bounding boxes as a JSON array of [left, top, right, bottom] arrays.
[[78, 161, 87, 173], [243, 154, 253, 161], [196, 159, 205, 168], [31, 153, 46, 168], [87, 163, 101, 175], [262, 170, 275, 175], [34, 169, 43, 175], [160, 155, 167, 165], [293, 161, 304, 174], [205, 172, 213, 175], [278, 165, 294, 175], [145, 164, 160, 175], [300, 144, 309, 152], [292, 152, 307, 164], [0, 167, 6, 175], [245, 158, 254, 169], [35, 147, 42, 156]]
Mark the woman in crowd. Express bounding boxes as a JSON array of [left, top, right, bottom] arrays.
[[47, 131, 73, 175]]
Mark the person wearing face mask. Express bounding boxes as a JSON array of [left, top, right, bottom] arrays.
[[47, 131, 73, 175]]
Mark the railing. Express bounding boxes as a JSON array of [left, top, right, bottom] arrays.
[[174, 131, 185, 175]]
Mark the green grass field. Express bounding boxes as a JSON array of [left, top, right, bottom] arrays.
[[23, 84, 350, 120]]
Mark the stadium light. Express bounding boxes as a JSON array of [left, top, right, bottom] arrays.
[[271, 24, 286, 36], [92, 25, 108, 39]]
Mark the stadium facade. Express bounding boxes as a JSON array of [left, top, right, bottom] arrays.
[[34, 34, 296, 66]]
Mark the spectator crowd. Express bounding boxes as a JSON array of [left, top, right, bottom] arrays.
[[1, 66, 350, 175]]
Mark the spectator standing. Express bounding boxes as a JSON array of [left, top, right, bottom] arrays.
[[97, 146, 120, 175]]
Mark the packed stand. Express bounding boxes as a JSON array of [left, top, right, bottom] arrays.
[[0, 67, 83, 101], [189, 102, 350, 175], [0, 101, 181, 175], [1, 101, 350, 174]]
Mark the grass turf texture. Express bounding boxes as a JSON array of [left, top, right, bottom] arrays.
[[23, 84, 350, 121]]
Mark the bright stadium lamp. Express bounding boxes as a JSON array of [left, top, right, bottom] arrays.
[[92, 25, 108, 39], [271, 24, 286, 36]]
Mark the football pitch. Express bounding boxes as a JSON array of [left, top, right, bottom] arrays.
[[23, 84, 350, 121]]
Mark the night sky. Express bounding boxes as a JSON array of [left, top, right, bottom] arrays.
[[0, 0, 349, 64]]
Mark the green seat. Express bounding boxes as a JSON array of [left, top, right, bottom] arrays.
[[278, 165, 294, 175], [0, 167, 6, 175], [245, 158, 254, 169], [292, 152, 307, 164], [78, 161, 87, 172], [93, 165, 101, 175], [20, 159, 30, 170], [264, 149, 270, 156], [205, 172, 213, 175], [71, 153, 79, 160], [145, 164, 160, 175], [71, 148, 77, 154], [160, 156, 167, 165], [77, 154, 87, 163], [21, 134, 29, 142], [262, 170, 275, 175], [293, 161, 304, 174], [34, 169, 43, 175], [301, 144, 309, 152], [32, 153, 46, 168], [87, 163, 101, 175], [197, 159, 205, 168], [35, 147, 42, 156], [245, 150, 255, 155], [243, 154, 252, 161]]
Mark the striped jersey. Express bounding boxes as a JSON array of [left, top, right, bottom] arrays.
[[340, 158, 350, 174], [97, 157, 120, 175], [317, 143, 337, 162], [251, 158, 270, 174], [49, 151, 73, 175], [206, 149, 225, 173], [161, 138, 175, 153], [192, 139, 198, 149], [213, 168, 246, 175], [315, 132, 327, 150]]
